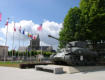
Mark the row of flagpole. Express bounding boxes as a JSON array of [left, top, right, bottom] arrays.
[[0, 12, 43, 62]]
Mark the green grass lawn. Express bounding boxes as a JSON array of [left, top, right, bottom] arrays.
[[0, 61, 46, 68], [0, 61, 21, 68]]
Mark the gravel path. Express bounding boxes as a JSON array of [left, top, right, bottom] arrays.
[[0, 66, 105, 80]]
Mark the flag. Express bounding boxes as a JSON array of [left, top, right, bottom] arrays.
[[37, 24, 42, 31], [14, 23, 16, 32], [5, 18, 9, 26], [14, 27, 16, 31], [22, 29, 25, 34], [0, 13, 1, 21], [30, 34, 33, 38], [28, 33, 30, 37], [19, 26, 21, 33], [33, 35, 37, 40]]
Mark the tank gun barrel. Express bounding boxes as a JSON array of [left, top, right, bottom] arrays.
[[48, 35, 66, 44], [48, 35, 59, 41]]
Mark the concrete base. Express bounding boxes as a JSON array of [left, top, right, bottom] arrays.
[[35, 65, 64, 74], [58, 65, 105, 74], [35, 65, 105, 74]]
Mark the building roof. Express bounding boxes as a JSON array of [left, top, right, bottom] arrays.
[[0, 45, 8, 48], [18, 46, 27, 52]]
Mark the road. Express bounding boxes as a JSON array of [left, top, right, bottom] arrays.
[[0, 66, 105, 80]]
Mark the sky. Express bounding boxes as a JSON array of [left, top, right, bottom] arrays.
[[0, 0, 80, 50]]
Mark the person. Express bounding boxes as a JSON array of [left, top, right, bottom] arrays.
[[37, 54, 44, 62]]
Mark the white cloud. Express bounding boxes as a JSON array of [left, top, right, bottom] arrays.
[[0, 37, 5, 45], [40, 41, 50, 46], [0, 37, 5, 41], [0, 20, 63, 50]]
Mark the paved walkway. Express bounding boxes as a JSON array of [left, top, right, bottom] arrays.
[[0, 66, 105, 80]]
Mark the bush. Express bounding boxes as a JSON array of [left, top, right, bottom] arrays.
[[43, 52, 52, 57], [8, 50, 54, 57]]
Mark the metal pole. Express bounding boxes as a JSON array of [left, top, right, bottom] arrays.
[[40, 37, 43, 62], [41, 42, 42, 55], [12, 22, 15, 62], [4, 18, 9, 62], [41, 44, 42, 62], [23, 37, 24, 61], [18, 34, 20, 61], [30, 39, 32, 62]]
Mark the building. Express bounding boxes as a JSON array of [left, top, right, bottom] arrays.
[[18, 46, 27, 52], [28, 34, 40, 51], [0, 45, 8, 60], [28, 34, 53, 51], [40, 46, 53, 51]]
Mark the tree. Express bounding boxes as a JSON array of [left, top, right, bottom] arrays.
[[80, 0, 105, 43], [59, 0, 105, 48], [79, 0, 93, 40], [59, 7, 81, 48], [8, 50, 12, 56]]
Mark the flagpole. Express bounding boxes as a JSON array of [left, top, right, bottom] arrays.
[[41, 41, 42, 55], [40, 42, 42, 62], [4, 18, 9, 62], [30, 38, 32, 62], [23, 38, 25, 60], [12, 22, 15, 62], [21, 29, 25, 61], [18, 33, 20, 61], [18, 26, 21, 61], [37, 24, 43, 62]]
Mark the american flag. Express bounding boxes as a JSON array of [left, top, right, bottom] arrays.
[[37, 24, 42, 31]]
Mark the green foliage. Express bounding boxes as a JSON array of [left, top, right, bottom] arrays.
[[59, 0, 105, 48], [59, 7, 81, 48], [8, 50, 53, 57], [8, 50, 12, 56], [43, 52, 52, 57], [88, 13, 105, 41]]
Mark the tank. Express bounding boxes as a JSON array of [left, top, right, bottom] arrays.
[[48, 35, 98, 66]]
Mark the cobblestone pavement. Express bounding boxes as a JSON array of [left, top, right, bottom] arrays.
[[0, 66, 105, 80]]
